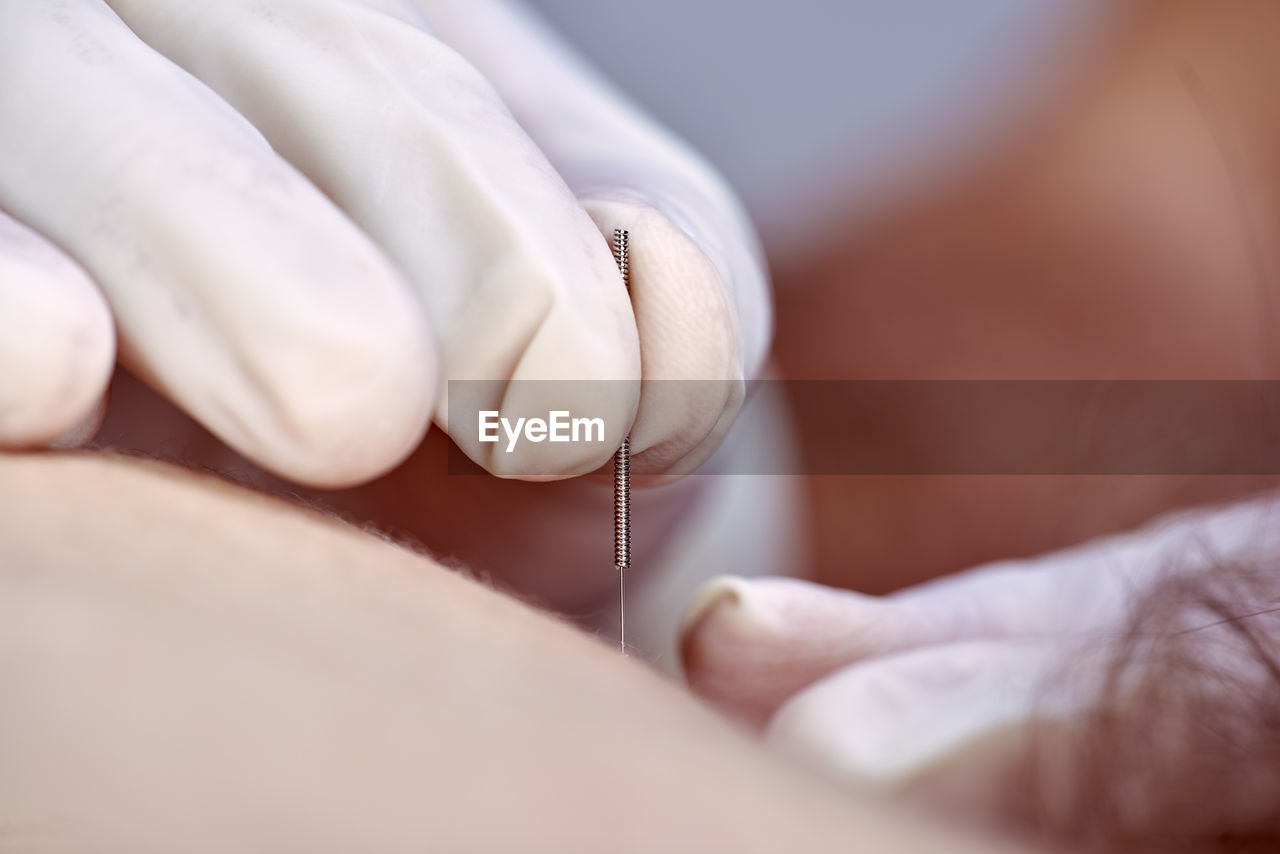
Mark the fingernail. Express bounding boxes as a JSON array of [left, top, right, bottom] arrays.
[[680, 575, 836, 727], [678, 575, 747, 644]]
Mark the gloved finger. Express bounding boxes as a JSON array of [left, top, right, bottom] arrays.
[[0, 1, 436, 487], [415, 0, 770, 474], [767, 639, 1088, 806], [681, 497, 1280, 723], [680, 576, 930, 726], [679, 572, 1119, 727], [0, 210, 114, 447], [108, 0, 637, 478]]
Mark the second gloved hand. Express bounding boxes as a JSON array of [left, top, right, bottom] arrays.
[[680, 494, 1280, 832]]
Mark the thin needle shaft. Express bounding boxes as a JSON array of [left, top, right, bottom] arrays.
[[612, 229, 632, 654]]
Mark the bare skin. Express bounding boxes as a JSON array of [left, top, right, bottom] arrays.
[[97, 364, 709, 619], [775, 0, 1280, 593], [0, 452, 1028, 854]]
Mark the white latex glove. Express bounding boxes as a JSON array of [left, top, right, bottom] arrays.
[[680, 493, 1280, 810], [0, 0, 767, 485]]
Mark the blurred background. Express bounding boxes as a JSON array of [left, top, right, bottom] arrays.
[[526, 0, 1116, 262], [525, 1, 1280, 595]]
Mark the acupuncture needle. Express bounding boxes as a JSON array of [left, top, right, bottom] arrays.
[[612, 228, 631, 654]]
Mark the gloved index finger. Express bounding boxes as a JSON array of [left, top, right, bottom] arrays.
[[110, 0, 642, 479]]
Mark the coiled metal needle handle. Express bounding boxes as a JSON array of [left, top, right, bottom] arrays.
[[612, 229, 631, 652], [613, 437, 631, 569]]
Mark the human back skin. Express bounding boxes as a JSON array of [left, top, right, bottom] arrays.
[[0, 452, 1025, 854]]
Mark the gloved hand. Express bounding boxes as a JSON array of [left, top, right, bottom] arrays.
[[0, 0, 768, 485], [680, 493, 1280, 820]]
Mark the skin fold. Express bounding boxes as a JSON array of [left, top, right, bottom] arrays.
[[0, 452, 1025, 854], [96, 368, 712, 616]]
